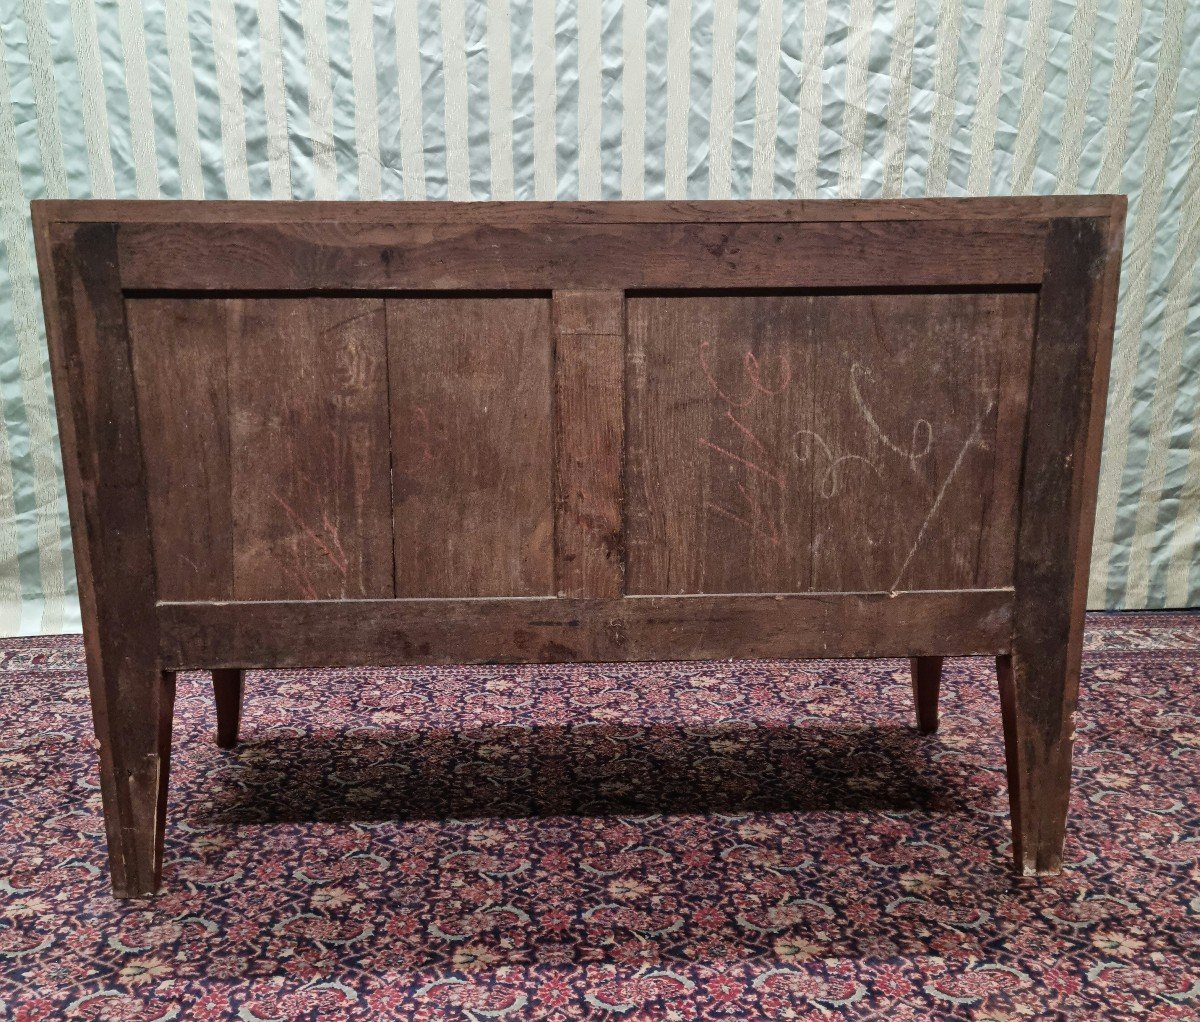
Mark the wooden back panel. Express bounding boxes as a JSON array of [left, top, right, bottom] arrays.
[[127, 294, 556, 602], [626, 289, 1036, 594], [32, 198, 1125, 670]]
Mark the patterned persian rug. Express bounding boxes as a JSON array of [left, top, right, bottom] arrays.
[[1, 613, 1198, 1020]]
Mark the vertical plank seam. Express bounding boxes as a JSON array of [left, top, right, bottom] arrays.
[[618, 293, 629, 595], [550, 292, 562, 595], [382, 300, 398, 599]]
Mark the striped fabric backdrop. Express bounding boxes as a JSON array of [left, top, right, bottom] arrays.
[[0, 0, 1196, 633]]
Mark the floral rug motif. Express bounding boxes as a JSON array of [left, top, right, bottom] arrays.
[[1, 612, 1198, 1019]]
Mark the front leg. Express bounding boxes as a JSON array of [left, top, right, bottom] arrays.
[[44, 222, 176, 897], [996, 650, 1078, 876], [87, 661, 176, 897]]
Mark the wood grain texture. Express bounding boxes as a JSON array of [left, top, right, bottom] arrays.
[[627, 295, 816, 594], [553, 291, 625, 597], [43, 222, 173, 898], [1002, 217, 1114, 877], [115, 220, 1047, 291], [806, 291, 1036, 592], [388, 297, 555, 597], [229, 298, 393, 600], [626, 291, 1036, 595], [128, 299, 233, 600], [157, 589, 1016, 670]]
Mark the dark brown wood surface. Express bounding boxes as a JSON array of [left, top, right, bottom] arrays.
[[910, 656, 943, 734], [128, 298, 233, 600], [230, 298, 393, 600], [627, 294, 816, 593], [389, 296, 555, 597], [553, 290, 626, 598], [156, 589, 1015, 670], [130, 297, 395, 601], [42, 222, 173, 898], [626, 290, 1035, 594], [37, 195, 1118, 225], [1002, 215, 1120, 877], [211, 668, 244, 748], [31, 197, 1126, 896], [115, 219, 1047, 291]]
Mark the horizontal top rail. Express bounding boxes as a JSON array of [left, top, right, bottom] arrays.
[[32, 194, 1123, 227]]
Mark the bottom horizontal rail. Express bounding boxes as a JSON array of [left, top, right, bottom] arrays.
[[157, 589, 1014, 670]]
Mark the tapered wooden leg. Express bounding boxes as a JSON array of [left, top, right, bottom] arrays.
[[996, 652, 1078, 876], [48, 222, 181, 898], [212, 669, 245, 748], [993, 217, 1114, 877], [89, 665, 177, 898], [910, 656, 943, 733]]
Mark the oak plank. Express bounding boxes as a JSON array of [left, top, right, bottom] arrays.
[[626, 294, 818, 594], [35, 194, 1118, 226], [388, 297, 555, 597], [228, 298, 393, 600], [806, 291, 1036, 592], [159, 590, 1017, 671], [157, 589, 1015, 670], [127, 298, 234, 599]]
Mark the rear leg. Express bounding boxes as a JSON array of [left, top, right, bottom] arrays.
[[910, 656, 943, 733]]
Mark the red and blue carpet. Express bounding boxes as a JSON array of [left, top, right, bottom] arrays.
[[1, 612, 1198, 1019]]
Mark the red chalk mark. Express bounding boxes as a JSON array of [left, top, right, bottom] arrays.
[[411, 405, 435, 466], [725, 410, 768, 454], [698, 341, 794, 409], [698, 341, 753, 409], [743, 349, 792, 397], [697, 438, 784, 487], [705, 484, 780, 547], [695, 338, 796, 547], [281, 560, 320, 601], [271, 492, 349, 577], [321, 511, 349, 571]]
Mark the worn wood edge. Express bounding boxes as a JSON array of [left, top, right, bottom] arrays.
[[44, 219, 171, 897], [31, 216, 97, 640], [32, 195, 1121, 226], [157, 589, 1014, 669], [1004, 215, 1116, 876], [1069, 203, 1125, 643]]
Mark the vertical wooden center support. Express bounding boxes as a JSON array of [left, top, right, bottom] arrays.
[[552, 290, 626, 598]]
